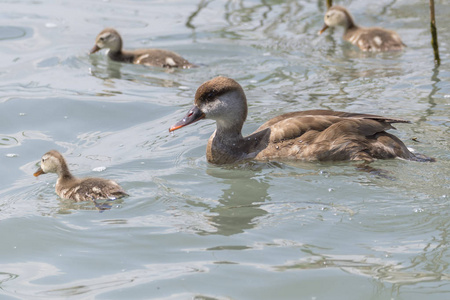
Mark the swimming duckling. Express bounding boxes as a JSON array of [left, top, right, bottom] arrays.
[[169, 76, 432, 164], [318, 6, 406, 52], [34, 150, 128, 201], [90, 28, 195, 68]]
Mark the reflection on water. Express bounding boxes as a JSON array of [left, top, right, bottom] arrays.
[[0, 261, 209, 299], [275, 254, 450, 284], [200, 166, 271, 236], [89, 54, 123, 80], [56, 198, 124, 213], [88, 53, 183, 89]]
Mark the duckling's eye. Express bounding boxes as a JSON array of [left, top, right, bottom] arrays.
[[99, 34, 110, 42]]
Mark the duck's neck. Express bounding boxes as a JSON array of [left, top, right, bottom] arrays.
[[207, 122, 271, 164], [108, 49, 135, 63], [215, 122, 245, 145], [57, 160, 75, 182], [343, 11, 358, 32], [207, 122, 246, 164], [343, 24, 360, 42]]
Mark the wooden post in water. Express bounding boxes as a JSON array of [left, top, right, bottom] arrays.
[[429, 0, 440, 65], [326, 0, 333, 9]]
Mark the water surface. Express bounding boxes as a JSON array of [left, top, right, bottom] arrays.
[[0, 0, 449, 299]]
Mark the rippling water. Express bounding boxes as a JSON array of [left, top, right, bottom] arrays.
[[0, 0, 449, 299]]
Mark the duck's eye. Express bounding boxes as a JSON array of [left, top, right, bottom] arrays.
[[205, 90, 217, 102]]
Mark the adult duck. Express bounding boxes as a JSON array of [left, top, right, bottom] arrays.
[[34, 150, 128, 201], [318, 6, 406, 52], [169, 76, 432, 164], [90, 28, 194, 68]]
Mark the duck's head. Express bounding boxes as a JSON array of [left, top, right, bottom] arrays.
[[318, 6, 354, 34], [169, 76, 248, 133], [34, 150, 66, 177], [90, 28, 123, 54]]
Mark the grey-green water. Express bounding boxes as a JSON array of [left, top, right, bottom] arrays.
[[0, 0, 449, 299]]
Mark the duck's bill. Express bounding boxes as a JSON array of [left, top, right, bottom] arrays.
[[33, 167, 45, 177], [89, 45, 101, 54], [318, 24, 329, 35], [169, 106, 205, 132]]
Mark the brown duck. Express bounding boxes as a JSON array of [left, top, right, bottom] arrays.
[[90, 28, 195, 68], [318, 6, 406, 52], [169, 76, 432, 164], [34, 150, 128, 201]]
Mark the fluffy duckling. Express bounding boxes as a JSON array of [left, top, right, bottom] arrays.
[[90, 28, 195, 68], [34, 150, 128, 202], [169, 76, 432, 164], [318, 6, 406, 52]]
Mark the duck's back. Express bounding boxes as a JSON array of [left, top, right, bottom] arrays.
[[126, 49, 194, 68], [253, 110, 422, 162], [56, 177, 127, 202], [344, 27, 405, 52]]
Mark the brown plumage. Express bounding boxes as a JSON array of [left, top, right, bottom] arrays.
[[169, 76, 433, 164], [90, 28, 195, 68], [34, 150, 128, 202], [318, 6, 406, 52]]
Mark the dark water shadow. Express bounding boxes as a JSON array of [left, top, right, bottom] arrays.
[[88, 54, 123, 80], [195, 164, 272, 236]]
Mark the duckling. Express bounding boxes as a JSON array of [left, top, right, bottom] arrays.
[[90, 28, 195, 68], [169, 76, 433, 164], [34, 150, 128, 201], [318, 5, 406, 52]]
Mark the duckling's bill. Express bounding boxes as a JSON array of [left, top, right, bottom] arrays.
[[90, 45, 101, 54], [169, 106, 205, 132], [34, 167, 45, 177], [318, 24, 329, 35]]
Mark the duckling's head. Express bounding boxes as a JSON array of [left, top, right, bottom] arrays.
[[34, 150, 67, 177], [170, 76, 248, 133], [90, 28, 123, 54], [319, 6, 355, 34]]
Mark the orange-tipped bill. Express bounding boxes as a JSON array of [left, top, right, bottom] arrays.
[[318, 24, 329, 35], [89, 44, 101, 54], [169, 106, 205, 132], [34, 167, 45, 177]]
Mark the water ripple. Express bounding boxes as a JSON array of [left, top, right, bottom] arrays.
[[0, 26, 29, 41]]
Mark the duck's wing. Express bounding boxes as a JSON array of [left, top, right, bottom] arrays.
[[131, 49, 193, 68], [355, 28, 405, 52], [256, 110, 409, 143], [60, 178, 127, 202]]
